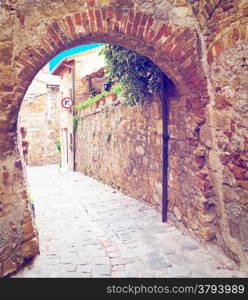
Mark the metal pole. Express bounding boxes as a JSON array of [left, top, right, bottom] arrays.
[[161, 73, 169, 222], [72, 63, 76, 172]]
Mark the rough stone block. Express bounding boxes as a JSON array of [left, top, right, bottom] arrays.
[[2, 259, 17, 277], [21, 238, 40, 259], [21, 221, 35, 235], [237, 180, 248, 190]]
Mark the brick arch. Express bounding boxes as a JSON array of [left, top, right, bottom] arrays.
[[8, 7, 207, 133], [14, 8, 205, 98], [0, 4, 214, 277]]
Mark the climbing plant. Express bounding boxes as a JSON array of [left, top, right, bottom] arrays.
[[76, 82, 122, 110], [77, 90, 109, 110], [100, 45, 162, 106], [55, 138, 61, 153], [72, 114, 79, 131]]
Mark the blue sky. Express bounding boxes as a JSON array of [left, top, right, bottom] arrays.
[[49, 43, 103, 72]]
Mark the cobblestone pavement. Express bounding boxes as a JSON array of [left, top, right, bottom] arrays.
[[13, 165, 245, 278]]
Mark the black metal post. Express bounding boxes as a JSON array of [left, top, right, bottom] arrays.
[[161, 73, 169, 222]]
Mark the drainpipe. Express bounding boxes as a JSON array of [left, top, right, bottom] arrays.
[[161, 73, 170, 222], [72, 63, 76, 172]]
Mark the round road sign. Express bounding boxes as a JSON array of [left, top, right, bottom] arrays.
[[61, 97, 73, 109]]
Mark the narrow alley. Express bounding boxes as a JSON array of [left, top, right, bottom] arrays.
[[13, 165, 244, 278]]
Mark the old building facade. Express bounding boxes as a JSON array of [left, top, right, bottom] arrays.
[[19, 65, 60, 166], [0, 0, 247, 276], [52, 46, 105, 171]]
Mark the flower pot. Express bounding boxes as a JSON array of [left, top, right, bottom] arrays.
[[94, 101, 100, 110], [105, 93, 117, 105], [99, 98, 106, 107], [84, 105, 91, 114]]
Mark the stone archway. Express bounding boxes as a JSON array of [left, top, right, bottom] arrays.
[[0, 0, 247, 276]]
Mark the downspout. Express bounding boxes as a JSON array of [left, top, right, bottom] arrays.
[[72, 63, 76, 172], [161, 73, 170, 222]]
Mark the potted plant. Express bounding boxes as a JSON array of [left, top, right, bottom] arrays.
[[103, 81, 113, 92], [107, 83, 122, 104], [22, 140, 29, 147], [105, 93, 117, 105], [94, 100, 100, 110], [98, 97, 106, 107]]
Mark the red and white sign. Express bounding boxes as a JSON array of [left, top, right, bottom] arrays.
[[61, 97, 73, 109]]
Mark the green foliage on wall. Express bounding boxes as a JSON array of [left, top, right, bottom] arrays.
[[55, 138, 61, 153], [110, 82, 123, 95], [77, 90, 109, 110], [100, 45, 162, 106], [72, 114, 79, 131], [77, 82, 122, 110]]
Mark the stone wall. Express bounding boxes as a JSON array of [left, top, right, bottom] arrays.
[[202, 0, 248, 267], [76, 94, 163, 210], [167, 92, 219, 245]]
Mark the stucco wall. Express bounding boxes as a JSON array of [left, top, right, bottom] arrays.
[[19, 83, 60, 166]]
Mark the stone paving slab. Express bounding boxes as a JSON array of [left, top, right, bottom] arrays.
[[12, 165, 246, 278]]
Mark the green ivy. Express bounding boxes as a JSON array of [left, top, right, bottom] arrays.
[[99, 45, 162, 106], [55, 138, 61, 153], [110, 82, 123, 95], [77, 82, 122, 110], [72, 115, 79, 131], [77, 90, 109, 110]]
